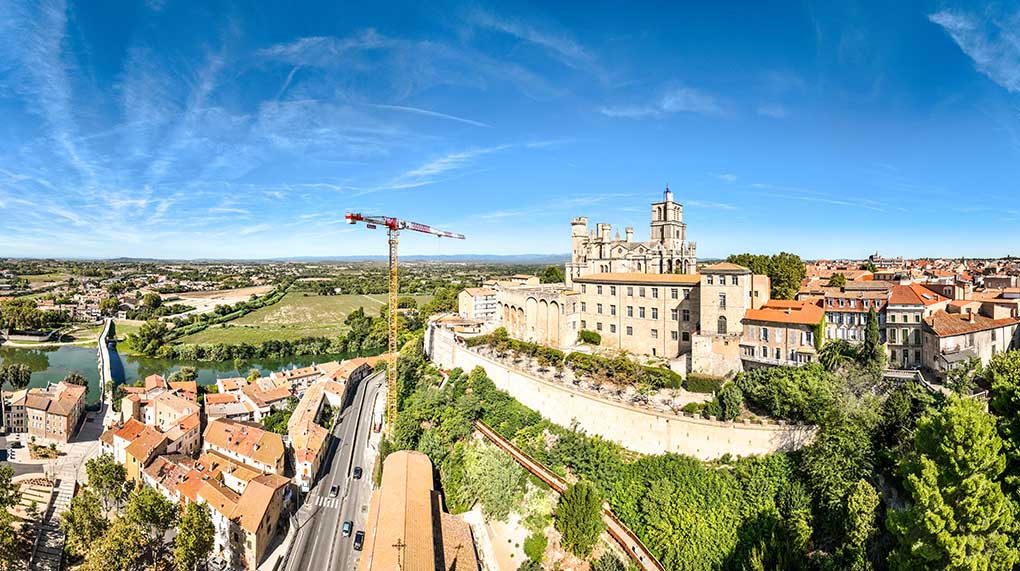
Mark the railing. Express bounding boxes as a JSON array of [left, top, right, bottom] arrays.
[[474, 421, 665, 571]]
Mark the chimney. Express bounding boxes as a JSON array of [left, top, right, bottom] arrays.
[[969, 311, 976, 323], [625, 227, 634, 242]]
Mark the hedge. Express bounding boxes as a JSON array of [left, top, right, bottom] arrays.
[[685, 373, 726, 394], [467, 328, 565, 367], [577, 329, 602, 345]]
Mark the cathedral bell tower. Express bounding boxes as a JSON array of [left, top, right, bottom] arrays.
[[650, 185, 686, 250]]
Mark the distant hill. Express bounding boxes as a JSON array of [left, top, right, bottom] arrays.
[[272, 253, 572, 264]]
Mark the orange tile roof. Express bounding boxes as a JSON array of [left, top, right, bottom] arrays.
[[235, 474, 289, 534], [573, 272, 702, 285], [889, 283, 948, 306], [925, 310, 1020, 337], [144, 374, 166, 392], [744, 300, 825, 326], [203, 418, 284, 469], [125, 426, 169, 464], [205, 392, 240, 405], [361, 451, 436, 571]]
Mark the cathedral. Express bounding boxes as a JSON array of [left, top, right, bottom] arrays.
[[565, 187, 697, 286]]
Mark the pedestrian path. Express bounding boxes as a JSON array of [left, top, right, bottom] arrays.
[[30, 478, 75, 571], [309, 495, 341, 509]]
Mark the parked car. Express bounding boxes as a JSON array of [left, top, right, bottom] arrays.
[[10, 441, 23, 449], [353, 466, 363, 480], [342, 521, 353, 537], [329, 485, 339, 498], [353, 531, 365, 551], [7, 450, 15, 461]]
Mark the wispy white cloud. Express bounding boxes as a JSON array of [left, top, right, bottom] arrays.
[[686, 200, 738, 211], [468, 9, 601, 76], [716, 173, 738, 183], [368, 104, 491, 128], [750, 183, 886, 212], [600, 87, 725, 119], [929, 9, 1020, 93], [756, 104, 789, 118]]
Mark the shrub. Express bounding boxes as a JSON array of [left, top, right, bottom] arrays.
[[577, 329, 602, 345], [681, 402, 704, 414], [735, 363, 835, 423], [685, 373, 726, 393], [522, 531, 547, 562]]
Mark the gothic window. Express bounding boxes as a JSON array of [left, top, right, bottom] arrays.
[[718, 316, 728, 335]]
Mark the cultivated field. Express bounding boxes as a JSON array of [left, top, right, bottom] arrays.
[[166, 285, 274, 315], [177, 292, 432, 344]]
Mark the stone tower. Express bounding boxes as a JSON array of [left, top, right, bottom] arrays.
[[650, 186, 686, 250]]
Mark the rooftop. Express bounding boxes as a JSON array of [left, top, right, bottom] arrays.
[[744, 300, 825, 326], [573, 272, 702, 285], [925, 310, 1020, 337]]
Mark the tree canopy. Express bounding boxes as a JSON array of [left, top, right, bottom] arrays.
[[725, 252, 806, 300], [554, 480, 605, 558], [540, 265, 565, 284], [888, 396, 1018, 570]]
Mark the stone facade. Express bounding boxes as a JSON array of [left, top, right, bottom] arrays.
[[566, 188, 696, 286], [498, 285, 580, 349]]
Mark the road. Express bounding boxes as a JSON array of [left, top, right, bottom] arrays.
[[284, 371, 383, 571], [0, 435, 43, 477]]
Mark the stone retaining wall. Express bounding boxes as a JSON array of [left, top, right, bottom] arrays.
[[426, 325, 817, 459]]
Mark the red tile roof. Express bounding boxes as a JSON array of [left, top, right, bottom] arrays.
[[926, 310, 1020, 337], [744, 300, 825, 326], [889, 283, 948, 306]]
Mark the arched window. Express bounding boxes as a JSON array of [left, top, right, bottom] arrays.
[[717, 316, 728, 335]]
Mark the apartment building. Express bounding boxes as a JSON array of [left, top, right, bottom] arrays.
[[740, 300, 824, 367], [458, 287, 498, 321], [202, 418, 285, 475], [922, 304, 1020, 375], [288, 379, 347, 491], [886, 283, 949, 368], [20, 381, 87, 443]]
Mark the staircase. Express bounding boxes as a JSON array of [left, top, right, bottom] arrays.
[[29, 478, 75, 571]]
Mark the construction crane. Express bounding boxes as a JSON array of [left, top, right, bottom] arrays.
[[345, 212, 465, 435]]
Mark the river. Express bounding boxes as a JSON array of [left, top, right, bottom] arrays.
[[0, 344, 358, 403]]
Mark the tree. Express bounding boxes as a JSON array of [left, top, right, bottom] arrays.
[[944, 356, 981, 396], [726, 252, 806, 300], [63, 371, 88, 386], [828, 273, 847, 288], [592, 553, 627, 571], [99, 297, 120, 317], [168, 367, 198, 384], [128, 319, 170, 356], [0, 363, 32, 391], [125, 486, 180, 563], [988, 351, 1020, 491], [80, 517, 149, 571], [839, 479, 880, 571], [0, 466, 18, 511], [861, 308, 884, 370], [554, 480, 605, 558], [861, 262, 878, 273], [464, 443, 527, 521], [540, 265, 565, 284], [888, 396, 1018, 571], [246, 368, 261, 382], [85, 453, 129, 511], [819, 340, 857, 372], [717, 382, 744, 421], [61, 489, 108, 557], [142, 293, 163, 309], [174, 502, 215, 571]]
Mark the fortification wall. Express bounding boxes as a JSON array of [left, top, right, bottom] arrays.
[[426, 325, 816, 459]]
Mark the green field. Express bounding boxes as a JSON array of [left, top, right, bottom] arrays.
[[177, 293, 432, 345]]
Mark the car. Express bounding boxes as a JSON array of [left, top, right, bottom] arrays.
[[329, 485, 339, 498], [0, 450, 6, 462], [353, 531, 365, 551], [342, 521, 353, 537], [10, 441, 22, 449], [353, 466, 363, 480]]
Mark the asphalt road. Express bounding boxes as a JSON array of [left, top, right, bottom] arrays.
[[285, 372, 383, 571], [0, 434, 43, 477]]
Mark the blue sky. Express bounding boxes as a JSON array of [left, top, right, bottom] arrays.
[[1, 1, 1019, 259]]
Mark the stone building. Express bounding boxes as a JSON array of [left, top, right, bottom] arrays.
[[498, 284, 580, 348], [17, 381, 87, 443], [457, 288, 498, 321], [566, 187, 697, 286], [887, 283, 949, 369], [740, 300, 824, 367], [572, 272, 701, 358], [922, 303, 1020, 375]]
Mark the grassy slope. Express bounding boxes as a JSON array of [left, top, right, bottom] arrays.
[[177, 292, 432, 344]]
